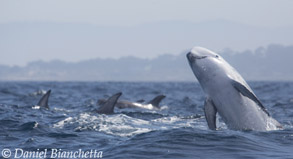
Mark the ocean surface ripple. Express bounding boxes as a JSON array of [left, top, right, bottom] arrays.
[[0, 81, 292, 159]]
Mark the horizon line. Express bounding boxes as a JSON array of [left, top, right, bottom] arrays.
[[0, 43, 291, 67]]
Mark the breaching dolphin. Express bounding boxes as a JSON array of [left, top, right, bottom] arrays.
[[186, 46, 282, 131], [96, 92, 122, 114], [98, 94, 166, 110], [36, 90, 51, 109]]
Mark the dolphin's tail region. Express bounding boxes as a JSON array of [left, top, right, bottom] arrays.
[[97, 92, 122, 114], [148, 95, 166, 108], [37, 89, 51, 109]]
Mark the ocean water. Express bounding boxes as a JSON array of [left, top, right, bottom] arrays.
[[0, 81, 292, 159]]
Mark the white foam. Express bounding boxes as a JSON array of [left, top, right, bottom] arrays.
[[266, 117, 283, 131], [53, 107, 74, 113], [53, 117, 74, 128], [160, 105, 169, 110], [32, 105, 40, 109], [30, 90, 47, 96], [53, 113, 206, 137]]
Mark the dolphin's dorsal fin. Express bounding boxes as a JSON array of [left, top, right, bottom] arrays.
[[97, 92, 122, 114], [231, 80, 270, 116], [37, 90, 51, 109], [136, 99, 145, 103], [204, 98, 217, 130], [97, 99, 107, 106], [147, 95, 166, 108]]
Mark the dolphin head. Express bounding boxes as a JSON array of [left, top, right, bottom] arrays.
[[187, 47, 220, 64], [186, 47, 225, 84], [188, 46, 218, 57]]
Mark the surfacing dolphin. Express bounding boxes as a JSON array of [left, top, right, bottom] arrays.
[[98, 94, 166, 110], [186, 46, 282, 131], [96, 92, 122, 114], [36, 90, 51, 109]]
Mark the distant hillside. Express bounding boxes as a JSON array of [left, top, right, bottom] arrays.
[[0, 44, 292, 81], [220, 44, 293, 81], [1, 20, 293, 66]]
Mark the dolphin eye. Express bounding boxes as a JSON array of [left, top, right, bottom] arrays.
[[215, 55, 219, 58]]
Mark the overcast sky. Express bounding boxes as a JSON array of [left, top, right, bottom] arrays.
[[1, 0, 293, 27], [1, 0, 293, 66]]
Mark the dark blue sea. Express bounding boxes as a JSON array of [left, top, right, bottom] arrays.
[[0, 81, 292, 159]]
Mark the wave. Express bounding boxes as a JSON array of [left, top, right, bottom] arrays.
[[53, 113, 205, 137]]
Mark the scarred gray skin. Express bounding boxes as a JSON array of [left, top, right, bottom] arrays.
[[98, 95, 166, 110], [187, 46, 282, 131]]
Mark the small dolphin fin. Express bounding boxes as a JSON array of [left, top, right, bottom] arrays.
[[231, 80, 270, 116], [37, 90, 51, 109], [97, 99, 107, 106], [204, 98, 217, 130], [148, 95, 166, 108], [136, 99, 145, 103], [97, 92, 122, 114]]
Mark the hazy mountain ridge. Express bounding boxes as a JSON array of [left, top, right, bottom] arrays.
[[0, 44, 292, 81], [1, 20, 293, 66], [220, 44, 293, 81]]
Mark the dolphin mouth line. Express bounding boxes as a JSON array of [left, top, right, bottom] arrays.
[[195, 56, 207, 59], [187, 52, 208, 61]]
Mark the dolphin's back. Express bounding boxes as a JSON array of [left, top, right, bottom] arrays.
[[115, 100, 137, 109]]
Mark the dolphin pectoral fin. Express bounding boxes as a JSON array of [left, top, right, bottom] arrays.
[[231, 80, 270, 116], [148, 95, 166, 108], [37, 90, 51, 109], [97, 92, 122, 114], [204, 98, 217, 130]]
